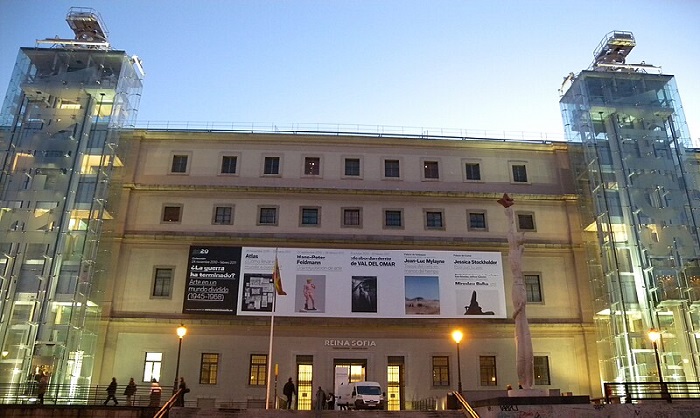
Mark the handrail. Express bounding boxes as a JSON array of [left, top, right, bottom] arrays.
[[153, 388, 182, 418], [452, 391, 480, 418], [603, 381, 700, 403]]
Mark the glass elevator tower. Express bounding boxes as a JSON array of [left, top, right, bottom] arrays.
[[0, 8, 142, 390], [560, 31, 700, 385]]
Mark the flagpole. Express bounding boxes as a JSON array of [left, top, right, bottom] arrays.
[[265, 248, 279, 409]]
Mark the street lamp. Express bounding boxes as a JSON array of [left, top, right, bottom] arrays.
[[451, 330, 463, 394], [173, 324, 187, 394], [648, 328, 670, 402]]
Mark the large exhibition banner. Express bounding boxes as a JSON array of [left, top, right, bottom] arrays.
[[182, 246, 242, 314], [237, 247, 506, 319]]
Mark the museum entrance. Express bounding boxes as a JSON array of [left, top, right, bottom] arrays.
[[333, 359, 367, 397]]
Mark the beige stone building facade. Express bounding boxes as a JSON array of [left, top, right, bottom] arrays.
[[94, 129, 599, 408]]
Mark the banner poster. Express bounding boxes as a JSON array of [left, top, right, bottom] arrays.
[[182, 246, 242, 314], [237, 247, 506, 319]]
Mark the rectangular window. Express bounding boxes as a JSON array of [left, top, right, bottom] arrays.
[[152, 268, 173, 298], [384, 210, 403, 228], [143, 352, 162, 383], [479, 356, 497, 386], [344, 158, 360, 176], [342, 208, 361, 227], [517, 212, 536, 231], [432, 356, 450, 386], [162, 205, 182, 223], [213, 206, 233, 225], [468, 212, 487, 230], [525, 274, 543, 303], [511, 164, 528, 183], [258, 207, 278, 225], [300, 207, 320, 226], [221, 156, 238, 174], [384, 159, 400, 178], [465, 163, 481, 181], [171, 155, 188, 173], [249, 354, 267, 386], [423, 161, 439, 179], [264, 157, 280, 175], [304, 157, 320, 175], [200, 353, 219, 385], [425, 211, 444, 229], [534, 356, 551, 385]]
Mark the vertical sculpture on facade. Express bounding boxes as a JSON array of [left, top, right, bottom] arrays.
[[498, 193, 534, 389]]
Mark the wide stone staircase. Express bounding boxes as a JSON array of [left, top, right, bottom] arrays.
[[171, 410, 466, 418]]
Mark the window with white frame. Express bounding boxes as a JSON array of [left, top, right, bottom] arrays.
[[143, 352, 162, 383], [152, 268, 173, 298]]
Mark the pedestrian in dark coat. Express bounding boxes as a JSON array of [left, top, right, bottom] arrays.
[[283, 377, 296, 409], [104, 377, 118, 405]]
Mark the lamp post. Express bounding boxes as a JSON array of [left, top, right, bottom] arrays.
[[173, 324, 187, 394], [648, 328, 670, 402], [451, 330, 463, 394]]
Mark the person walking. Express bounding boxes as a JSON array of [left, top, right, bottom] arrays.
[[283, 377, 296, 409], [124, 378, 137, 406], [37, 373, 48, 405], [149, 379, 162, 407], [177, 377, 188, 407], [104, 377, 119, 405]]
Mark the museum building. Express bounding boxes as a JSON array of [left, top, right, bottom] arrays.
[[0, 9, 699, 409]]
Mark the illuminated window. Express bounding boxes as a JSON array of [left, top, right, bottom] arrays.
[[479, 356, 497, 386], [249, 354, 267, 386], [200, 353, 219, 385], [143, 352, 162, 383], [432, 356, 450, 386]]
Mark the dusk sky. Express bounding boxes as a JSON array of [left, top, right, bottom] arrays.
[[1, 0, 699, 143]]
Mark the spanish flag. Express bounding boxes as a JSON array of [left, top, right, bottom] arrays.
[[272, 256, 286, 295]]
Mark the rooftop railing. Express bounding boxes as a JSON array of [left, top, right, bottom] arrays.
[[131, 121, 567, 143]]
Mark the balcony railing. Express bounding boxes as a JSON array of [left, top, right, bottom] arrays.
[[604, 381, 700, 403]]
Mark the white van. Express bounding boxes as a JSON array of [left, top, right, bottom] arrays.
[[336, 381, 384, 410]]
